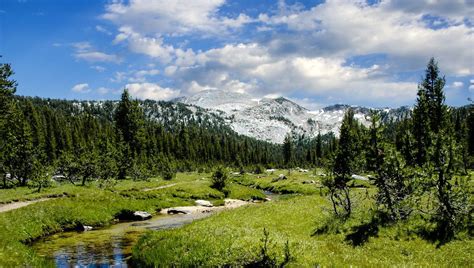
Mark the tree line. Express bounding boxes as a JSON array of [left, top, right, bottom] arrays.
[[0, 60, 339, 188]]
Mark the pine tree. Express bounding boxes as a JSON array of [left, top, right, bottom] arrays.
[[327, 109, 358, 218], [366, 111, 383, 172], [114, 89, 145, 179], [412, 80, 431, 166], [414, 58, 468, 243], [0, 60, 17, 187], [315, 132, 323, 164], [283, 133, 294, 168]]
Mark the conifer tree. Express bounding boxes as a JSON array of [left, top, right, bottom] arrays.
[[283, 133, 294, 168], [414, 58, 468, 243], [114, 89, 145, 179], [0, 60, 17, 187], [326, 109, 358, 218]]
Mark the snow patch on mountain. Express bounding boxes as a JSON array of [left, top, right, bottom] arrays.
[[177, 90, 401, 144]]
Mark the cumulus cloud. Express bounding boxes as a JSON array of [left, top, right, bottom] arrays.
[[103, 0, 253, 36], [259, 0, 474, 75], [71, 83, 91, 93], [113, 27, 175, 63], [167, 43, 417, 105], [98, 0, 472, 106], [126, 82, 180, 101]]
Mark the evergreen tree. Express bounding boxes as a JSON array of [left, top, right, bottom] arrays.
[[326, 109, 358, 218], [0, 60, 17, 187], [114, 89, 145, 179], [315, 132, 323, 164], [283, 133, 294, 167]]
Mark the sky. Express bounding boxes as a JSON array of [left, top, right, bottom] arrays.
[[0, 0, 473, 109]]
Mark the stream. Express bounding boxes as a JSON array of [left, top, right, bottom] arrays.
[[33, 212, 212, 267], [33, 192, 281, 267]]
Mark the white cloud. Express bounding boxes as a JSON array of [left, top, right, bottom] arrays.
[[383, 0, 474, 24], [90, 65, 106, 72], [72, 41, 121, 63], [72, 42, 92, 52], [113, 27, 174, 63], [71, 83, 91, 93], [167, 43, 417, 105], [96, 25, 112, 35], [451, 81, 464, 88], [99, 0, 472, 106], [103, 0, 252, 37], [75, 51, 121, 63], [110, 71, 127, 83], [126, 82, 180, 101], [259, 0, 474, 76]]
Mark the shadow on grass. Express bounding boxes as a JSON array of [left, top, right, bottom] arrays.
[[313, 211, 394, 247], [344, 218, 379, 246]]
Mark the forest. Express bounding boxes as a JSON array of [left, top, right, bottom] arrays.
[[0, 58, 472, 266]]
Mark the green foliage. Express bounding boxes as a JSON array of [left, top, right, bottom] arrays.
[[161, 160, 176, 181], [254, 164, 265, 174], [283, 133, 294, 167], [211, 166, 228, 191]]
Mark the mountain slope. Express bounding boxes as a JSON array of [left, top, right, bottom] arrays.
[[177, 90, 398, 143]]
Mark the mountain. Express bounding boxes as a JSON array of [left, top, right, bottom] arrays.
[[175, 90, 408, 144]]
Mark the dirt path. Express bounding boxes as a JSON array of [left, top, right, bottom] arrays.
[[142, 183, 178, 192], [0, 183, 180, 213], [0, 198, 53, 213]]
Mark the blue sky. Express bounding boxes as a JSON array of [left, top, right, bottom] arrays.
[[0, 0, 473, 109]]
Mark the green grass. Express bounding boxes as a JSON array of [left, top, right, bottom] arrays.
[[132, 193, 473, 267], [0, 172, 265, 267], [232, 170, 322, 195], [225, 183, 267, 200]]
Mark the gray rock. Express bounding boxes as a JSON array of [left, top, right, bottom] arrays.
[[133, 211, 152, 220], [302, 180, 316, 184], [351, 174, 369, 181], [195, 200, 213, 207], [167, 208, 191, 214], [76, 224, 93, 232], [272, 174, 287, 182]]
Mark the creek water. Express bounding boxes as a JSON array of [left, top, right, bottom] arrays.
[[33, 212, 212, 267], [32, 192, 280, 267]]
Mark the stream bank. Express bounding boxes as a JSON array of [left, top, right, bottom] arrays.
[[32, 198, 258, 267]]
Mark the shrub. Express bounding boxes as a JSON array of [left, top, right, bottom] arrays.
[[254, 165, 265, 174], [161, 160, 176, 180], [211, 166, 228, 191]]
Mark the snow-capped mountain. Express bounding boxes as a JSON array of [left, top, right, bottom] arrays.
[[175, 90, 407, 144]]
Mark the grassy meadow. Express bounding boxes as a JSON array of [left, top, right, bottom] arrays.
[[0, 169, 472, 267], [0, 172, 266, 267]]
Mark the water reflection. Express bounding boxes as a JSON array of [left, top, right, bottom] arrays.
[[34, 213, 212, 267]]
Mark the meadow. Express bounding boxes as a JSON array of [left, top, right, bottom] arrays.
[[0, 169, 472, 267], [0, 172, 265, 267]]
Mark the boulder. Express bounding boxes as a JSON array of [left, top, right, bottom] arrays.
[[76, 224, 93, 232], [272, 174, 287, 182], [195, 200, 213, 207], [302, 180, 316, 184], [133, 211, 152, 220], [351, 174, 369, 181], [167, 208, 191, 214]]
